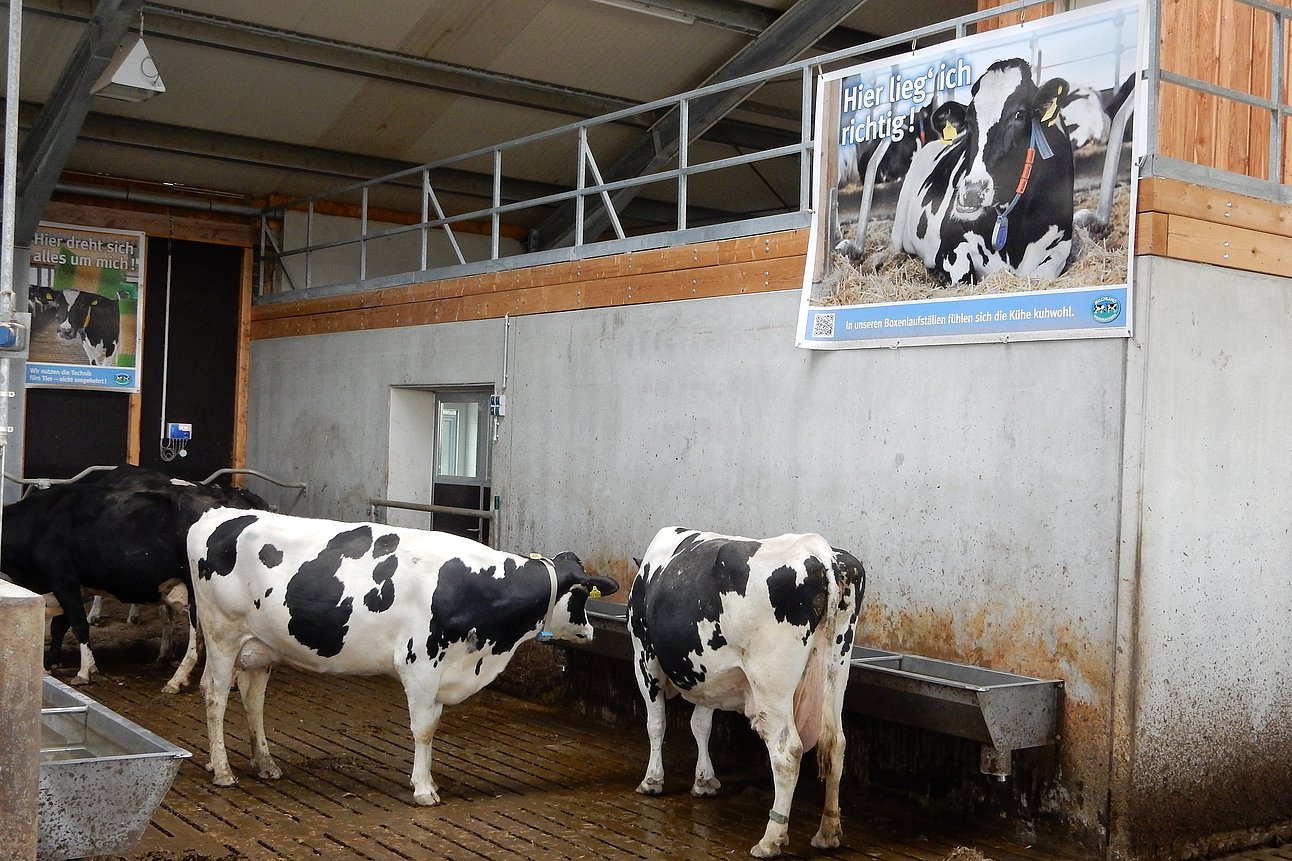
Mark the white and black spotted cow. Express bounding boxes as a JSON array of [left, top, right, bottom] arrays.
[[55, 289, 120, 366], [189, 509, 618, 804], [627, 527, 865, 859], [886, 58, 1075, 284]]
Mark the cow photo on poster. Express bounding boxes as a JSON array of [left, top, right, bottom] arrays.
[[797, 0, 1142, 349], [27, 222, 145, 392]]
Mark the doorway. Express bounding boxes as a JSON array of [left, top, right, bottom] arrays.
[[431, 389, 492, 544], [386, 386, 493, 544]]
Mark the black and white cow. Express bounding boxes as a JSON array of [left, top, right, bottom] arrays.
[[1059, 85, 1110, 150], [627, 527, 865, 859], [0, 466, 268, 691], [885, 58, 1075, 284], [55, 289, 120, 366], [188, 509, 618, 803]]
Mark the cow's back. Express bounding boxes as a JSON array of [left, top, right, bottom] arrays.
[[189, 511, 551, 681]]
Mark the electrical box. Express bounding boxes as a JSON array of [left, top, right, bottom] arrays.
[[165, 422, 192, 440], [489, 394, 506, 417]]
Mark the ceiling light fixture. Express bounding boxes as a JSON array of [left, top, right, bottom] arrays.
[[588, 0, 697, 25], [92, 11, 165, 102]]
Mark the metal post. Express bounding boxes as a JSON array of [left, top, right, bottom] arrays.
[[1, 0, 23, 507]]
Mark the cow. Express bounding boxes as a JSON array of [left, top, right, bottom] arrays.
[[188, 509, 618, 803], [55, 288, 120, 366], [626, 527, 865, 859], [883, 58, 1075, 284], [1058, 85, 1110, 150], [0, 466, 269, 691]]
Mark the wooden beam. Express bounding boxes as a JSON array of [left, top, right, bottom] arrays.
[[251, 229, 810, 339], [232, 248, 253, 477], [41, 200, 258, 247]]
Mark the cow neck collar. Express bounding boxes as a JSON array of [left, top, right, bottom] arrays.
[[991, 117, 1056, 251], [530, 552, 560, 628]]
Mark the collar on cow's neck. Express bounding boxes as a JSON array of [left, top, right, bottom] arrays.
[[992, 117, 1057, 250], [529, 552, 559, 628]]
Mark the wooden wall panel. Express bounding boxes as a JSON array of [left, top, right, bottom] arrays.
[[250, 230, 810, 340]]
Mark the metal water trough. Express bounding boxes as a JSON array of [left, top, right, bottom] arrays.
[[39, 675, 191, 861], [577, 600, 1061, 779]]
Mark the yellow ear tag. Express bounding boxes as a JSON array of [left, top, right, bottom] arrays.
[[529, 552, 543, 560], [941, 121, 957, 143], [1041, 85, 1063, 126], [589, 586, 601, 599]]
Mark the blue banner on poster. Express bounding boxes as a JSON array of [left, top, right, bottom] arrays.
[[26, 363, 139, 389], [803, 287, 1129, 346]]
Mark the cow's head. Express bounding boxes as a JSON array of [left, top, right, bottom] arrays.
[[54, 289, 84, 340], [954, 58, 1069, 219], [543, 551, 620, 642]]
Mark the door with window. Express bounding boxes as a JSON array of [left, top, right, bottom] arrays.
[[432, 389, 492, 545]]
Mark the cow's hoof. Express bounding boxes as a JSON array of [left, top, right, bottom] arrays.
[[212, 773, 238, 788], [691, 776, 721, 797], [635, 778, 664, 796], [69, 675, 92, 687], [161, 682, 182, 694], [412, 790, 441, 806], [811, 830, 841, 850], [749, 840, 784, 859], [255, 765, 283, 780]]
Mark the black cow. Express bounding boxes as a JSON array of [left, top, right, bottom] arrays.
[[1, 467, 268, 690], [55, 289, 120, 366], [627, 527, 865, 858], [886, 58, 1075, 283]]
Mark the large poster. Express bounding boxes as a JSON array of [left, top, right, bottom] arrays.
[[27, 223, 145, 391], [797, 1, 1142, 349]]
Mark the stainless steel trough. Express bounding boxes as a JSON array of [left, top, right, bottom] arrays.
[[845, 647, 1063, 779], [39, 675, 191, 861], [575, 600, 1062, 779]]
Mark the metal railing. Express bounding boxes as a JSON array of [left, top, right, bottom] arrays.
[[256, 0, 1292, 302], [368, 496, 497, 548], [254, 0, 1052, 300]]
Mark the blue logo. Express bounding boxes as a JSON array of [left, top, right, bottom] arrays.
[[114, 373, 131, 385], [1091, 296, 1122, 324]]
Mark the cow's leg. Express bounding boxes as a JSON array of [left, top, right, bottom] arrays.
[[690, 705, 721, 796], [201, 642, 239, 787], [237, 666, 282, 780], [162, 617, 201, 694], [52, 585, 97, 685], [157, 604, 173, 660], [633, 654, 668, 795], [812, 654, 851, 849], [45, 606, 69, 669], [748, 700, 802, 859], [402, 678, 445, 805], [127, 603, 143, 624], [86, 595, 104, 624]]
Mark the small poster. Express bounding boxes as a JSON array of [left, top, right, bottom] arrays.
[[797, 1, 1142, 349], [27, 223, 145, 391]]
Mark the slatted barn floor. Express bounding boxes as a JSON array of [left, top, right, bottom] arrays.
[[58, 634, 1089, 861]]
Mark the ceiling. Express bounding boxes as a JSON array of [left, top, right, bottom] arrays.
[[7, 0, 976, 245]]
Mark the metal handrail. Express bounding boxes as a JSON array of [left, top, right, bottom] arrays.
[[258, 0, 1103, 297], [368, 497, 497, 548]]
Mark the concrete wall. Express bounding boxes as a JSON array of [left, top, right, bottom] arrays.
[[1123, 257, 1292, 858], [0, 580, 44, 861], [247, 286, 1129, 850]]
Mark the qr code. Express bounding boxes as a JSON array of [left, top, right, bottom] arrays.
[[812, 312, 836, 338]]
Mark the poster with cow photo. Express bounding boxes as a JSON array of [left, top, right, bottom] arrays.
[[797, 0, 1142, 349], [27, 222, 145, 391]]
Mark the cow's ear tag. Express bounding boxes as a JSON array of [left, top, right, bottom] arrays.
[[1041, 95, 1061, 127], [529, 552, 543, 560], [940, 121, 957, 143], [589, 586, 602, 598]]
